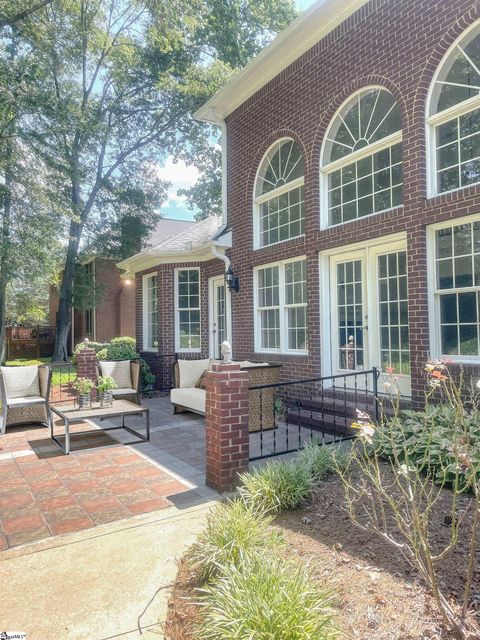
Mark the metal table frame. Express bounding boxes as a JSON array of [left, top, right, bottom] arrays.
[[50, 402, 150, 455]]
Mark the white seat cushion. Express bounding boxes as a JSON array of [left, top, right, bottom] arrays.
[[178, 359, 210, 388], [171, 388, 206, 414], [112, 388, 137, 396], [7, 396, 46, 407], [1, 366, 41, 399], [99, 361, 132, 389]]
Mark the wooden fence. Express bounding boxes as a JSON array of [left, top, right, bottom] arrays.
[[6, 325, 56, 360]]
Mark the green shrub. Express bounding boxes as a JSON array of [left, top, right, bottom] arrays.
[[72, 340, 107, 363], [238, 460, 312, 514], [374, 404, 480, 488], [95, 337, 155, 392], [189, 500, 277, 580], [110, 336, 137, 350], [197, 554, 338, 640], [297, 441, 349, 483]]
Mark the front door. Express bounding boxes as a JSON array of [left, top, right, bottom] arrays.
[[209, 276, 228, 359], [330, 241, 411, 396]]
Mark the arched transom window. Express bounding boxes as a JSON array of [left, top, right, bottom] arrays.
[[321, 88, 403, 227], [254, 138, 304, 248], [428, 23, 480, 195]]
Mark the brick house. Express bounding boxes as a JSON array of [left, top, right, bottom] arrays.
[[49, 219, 194, 350], [120, 0, 480, 406]]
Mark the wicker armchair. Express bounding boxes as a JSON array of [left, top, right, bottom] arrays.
[[0, 365, 51, 433], [96, 360, 141, 405]]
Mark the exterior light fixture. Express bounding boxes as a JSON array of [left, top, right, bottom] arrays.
[[226, 265, 240, 293]]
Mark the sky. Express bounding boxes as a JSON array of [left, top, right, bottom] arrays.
[[162, 0, 316, 221]]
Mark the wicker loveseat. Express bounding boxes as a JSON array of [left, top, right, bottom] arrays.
[[0, 364, 51, 433], [96, 360, 141, 405], [170, 359, 281, 432]]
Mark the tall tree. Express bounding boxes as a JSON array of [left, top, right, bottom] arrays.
[[25, 0, 221, 361], [0, 23, 60, 362], [177, 0, 299, 219], [0, 1, 53, 28]]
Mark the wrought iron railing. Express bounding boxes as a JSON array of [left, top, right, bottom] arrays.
[[48, 362, 77, 404], [248, 368, 379, 461], [141, 352, 177, 393]]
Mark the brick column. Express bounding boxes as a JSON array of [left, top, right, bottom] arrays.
[[204, 362, 250, 492], [76, 347, 98, 401]]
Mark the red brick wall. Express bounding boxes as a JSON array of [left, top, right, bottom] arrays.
[[221, 0, 480, 400], [135, 259, 224, 383]]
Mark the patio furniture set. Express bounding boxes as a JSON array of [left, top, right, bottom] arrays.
[[0, 360, 148, 454], [0, 358, 281, 454]]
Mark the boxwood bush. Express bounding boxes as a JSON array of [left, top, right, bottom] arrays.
[[73, 336, 155, 392]]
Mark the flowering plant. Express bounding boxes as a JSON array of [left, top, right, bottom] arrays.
[[72, 377, 95, 395]]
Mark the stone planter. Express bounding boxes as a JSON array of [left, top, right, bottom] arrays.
[[77, 393, 92, 410], [99, 390, 113, 408]]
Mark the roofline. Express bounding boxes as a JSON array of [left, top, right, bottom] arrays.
[[116, 236, 232, 276], [195, 0, 369, 124]]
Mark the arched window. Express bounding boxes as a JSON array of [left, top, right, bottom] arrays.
[[321, 88, 403, 227], [428, 23, 480, 195], [254, 138, 304, 248]]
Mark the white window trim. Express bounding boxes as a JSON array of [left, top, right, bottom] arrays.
[[319, 232, 407, 378], [253, 137, 305, 250], [208, 275, 232, 359], [319, 85, 403, 230], [426, 19, 480, 198], [142, 272, 158, 353], [253, 256, 308, 355], [428, 212, 480, 364], [175, 267, 202, 353]]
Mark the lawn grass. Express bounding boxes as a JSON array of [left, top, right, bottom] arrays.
[[5, 357, 77, 387]]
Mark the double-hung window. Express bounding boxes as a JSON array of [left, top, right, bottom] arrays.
[[255, 258, 307, 353], [431, 218, 480, 359], [176, 268, 201, 352], [143, 273, 158, 351]]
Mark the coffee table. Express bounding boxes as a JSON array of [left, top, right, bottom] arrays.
[[50, 400, 150, 454]]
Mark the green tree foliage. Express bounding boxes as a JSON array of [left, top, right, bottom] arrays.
[[176, 0, 299, 219], [21, 0, 225, 360]]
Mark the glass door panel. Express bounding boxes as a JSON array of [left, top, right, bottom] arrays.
[[333, 257, 366, 372], [210, 277, 228, 359], [378, 250, 410, 375]]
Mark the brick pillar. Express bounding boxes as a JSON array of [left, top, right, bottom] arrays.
[[76, 347, 98, 401], [204, 362, 250, 492]]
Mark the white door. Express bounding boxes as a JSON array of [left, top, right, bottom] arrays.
[[209, 276, 229, 359], [329, 241, 411, 396]]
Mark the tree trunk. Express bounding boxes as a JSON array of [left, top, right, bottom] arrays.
[[0, 168, 12, 365], [52, 218, 82, 362]]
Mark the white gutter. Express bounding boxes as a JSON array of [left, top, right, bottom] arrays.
[[195, 0, 369, 123]]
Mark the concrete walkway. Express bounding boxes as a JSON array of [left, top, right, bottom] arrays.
[[0, 497, 218, 640]]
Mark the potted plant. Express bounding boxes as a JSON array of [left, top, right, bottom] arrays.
[[97, 375, 117, 408], [72, 377, 95, 409]]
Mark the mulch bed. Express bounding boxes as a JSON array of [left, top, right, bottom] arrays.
[[164, 466, 480, 639]]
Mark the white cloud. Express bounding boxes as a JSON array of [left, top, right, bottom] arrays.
[[153, 156, 200, 204]]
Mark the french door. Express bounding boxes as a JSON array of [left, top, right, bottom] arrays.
[[330, 241, 411, 396], [209, 276, 230, 359]]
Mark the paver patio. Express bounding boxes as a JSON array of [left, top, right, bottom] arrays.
[[0, 396, 216, 551]]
